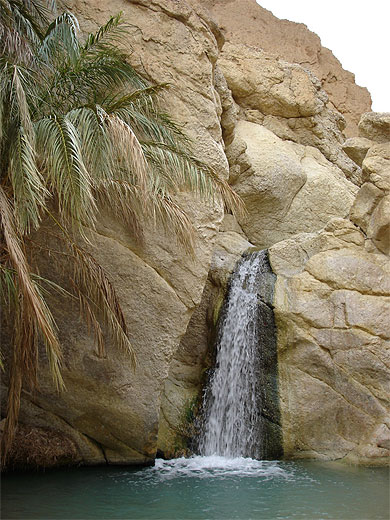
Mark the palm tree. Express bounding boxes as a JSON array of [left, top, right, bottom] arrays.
[[0, 1, 242, 462]]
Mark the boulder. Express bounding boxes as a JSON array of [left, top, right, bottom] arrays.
[[350, 182, 384, 232], [367, 195, 390, 255], [359, 112, 390, 143], [231, 120, 357, 248], [362, 143, 390, 192], [219, 43, 326, 119], [351, 118, 390, 255], [342, 137, 373, 167]]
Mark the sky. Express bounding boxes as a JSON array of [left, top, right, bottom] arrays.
[[256, 0, 389, 112]]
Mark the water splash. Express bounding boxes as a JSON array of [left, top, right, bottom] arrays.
[[199, 250, 277, 459], [149, 456, 290, 480]]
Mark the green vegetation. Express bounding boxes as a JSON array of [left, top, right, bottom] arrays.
[[0, 0, 241, 462], [174, 395, 200, 456]]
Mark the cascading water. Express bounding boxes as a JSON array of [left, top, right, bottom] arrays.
[[199, 249, 281, 460]]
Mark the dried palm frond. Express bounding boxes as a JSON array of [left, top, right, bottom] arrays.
[[0, 186, 63, 386], [0, 186, 63, 462], [142, 141, 245, 217], [36, 224, 136, 366], [9, 126, 48, 233], [68, 241, 135, 367], [76, 289, 105, 358]]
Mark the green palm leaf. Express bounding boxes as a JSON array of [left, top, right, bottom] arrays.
[[35, 114, 96, 230], [9, 126, 48, 232]]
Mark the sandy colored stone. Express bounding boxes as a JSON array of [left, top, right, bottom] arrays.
[[367, 195, 390, 256], [350, 182, 384, 232], [208, 231, 254, 287], [200, 0, 372, 136], [232, 121, 356, 248], [342, 137, 373, 167], [219, 42, 326, 119], [219, 214, 246, 237], [362, 143, 390, 192], [305, 248, 390, 295], [214, 64, 238, 146], [219, 43, 360, 182], [269, 219, 390, 465], [359, 112, 390, 143]]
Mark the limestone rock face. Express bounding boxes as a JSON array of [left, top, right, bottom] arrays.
[[231, 120, 357, 248], [219, 43, 327, 119], [269, 218, 390, 465], [219, 42, 361, 182], [201, 0, 372, 136], [350, 115, 390, 256], [269, 120, 390, 464]]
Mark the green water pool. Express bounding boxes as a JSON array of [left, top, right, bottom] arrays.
[[2, 456, 389, 519]]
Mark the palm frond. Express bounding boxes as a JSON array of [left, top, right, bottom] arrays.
[[102, 84, 168, 115], [105, 112, 148, 192], [0, 185, 63, 463], [150, 193, 196, 252], [142, 141, 245, 216], [83, 12, 128, 52], [16, 0, 52, 31], [35, 114, 96, 231], [1, 262, 73, 299], [0, 263, 19, 307], [9, 126, 48, 233], [76, 289, 105, 358], [39, 11, 79, 63], [96, 179, 195, 252], [27, 230, 134, 362], [10, 64, 33, 136], [95, 179, 143, 239], [51, 235, 136, 366], [44, 10, 79, 38], [0, 185, 63, 387], [1, 0, 42, 59], [109, 103, 186, 147], [66, 105, 113, 182]]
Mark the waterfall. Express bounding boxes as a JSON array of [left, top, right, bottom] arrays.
[[199, 250, 281, 459]]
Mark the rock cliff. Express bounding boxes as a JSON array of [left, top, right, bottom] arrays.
[[201, 0, 372, 137], [2, 0, 388, 468]]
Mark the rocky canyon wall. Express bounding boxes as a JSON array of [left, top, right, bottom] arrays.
[[201, 0, 372, 137], [2, 0, 388, 468]]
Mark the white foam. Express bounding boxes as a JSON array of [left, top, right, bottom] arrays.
[[149, 456, 290, 480]]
